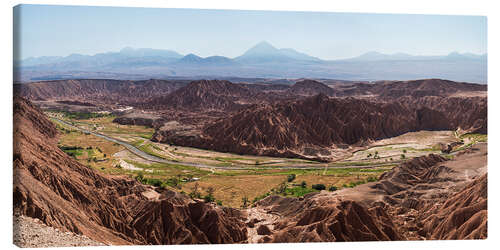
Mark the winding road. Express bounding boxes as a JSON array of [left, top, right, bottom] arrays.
[[51, 117, 390, 171]]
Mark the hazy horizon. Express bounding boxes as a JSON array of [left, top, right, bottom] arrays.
[[17, 42, 488, 62], [14, 4, 487, 61]]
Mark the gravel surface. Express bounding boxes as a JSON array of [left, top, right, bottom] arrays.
[[13, 215, 105, 248]]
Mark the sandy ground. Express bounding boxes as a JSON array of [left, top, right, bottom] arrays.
[[142, 189, 161, 200], [13, 215, 105, 247], [118, 159, 143, 171], [448, 91, 487, 98], [114, 149, 153, 164], [371, 130, 456, 147], [345, 131, 457, 162]]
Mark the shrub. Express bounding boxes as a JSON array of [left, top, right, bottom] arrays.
[[241, 196, 249, 208], [166, 178, 180, 188], [136, 172, 144, 182], [312, 184, 326, 190], [402, 149, 407, 153], [203, 195, 215, 203], [189, 183, 201, 199], [300, 181, 307, 188], [401, 154, 406, 159], [160, 182, 169, 190], [328, 186, 338, 191], [287, 174, 296, 182], [216, 200, 223, 206], [204, 187, 215, 202], [147, 178, 163, 187], [277, 182, 287, 194]]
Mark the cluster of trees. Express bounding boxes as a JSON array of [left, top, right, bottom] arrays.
[[61, 110, 111, 120], [136, 172, 183, 190]]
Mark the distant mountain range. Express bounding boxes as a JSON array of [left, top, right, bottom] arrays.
[[15, 41, 487, 83]]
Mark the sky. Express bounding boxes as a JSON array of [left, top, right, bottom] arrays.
[[14, 4, 487, 60]]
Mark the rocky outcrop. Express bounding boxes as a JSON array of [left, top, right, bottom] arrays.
[[254, 195, 403, 242], [369, 151, 487, 240], [153, 92, 486, 160], [397, 96, 487, 134], [421, 173, 487, 239], [13, 96, 247, 245], [287, 79, 335, 96], [146, 80, 259, 111]]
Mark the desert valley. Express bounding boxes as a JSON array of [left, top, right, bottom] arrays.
[[13, 77, 487, 245]]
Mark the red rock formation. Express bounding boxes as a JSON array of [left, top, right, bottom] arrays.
[[13, 79, 187, 104], [146, 80, 259, 111], [371, 79, 486, 98], [397, 96, 487, 134], [369, 152, 487, 240], [255, 196, 403, 242], [13, 96, 247, 245], [287, 79, 335, 96], [155, 92, 485, 160], [420, 174, 487, 240]]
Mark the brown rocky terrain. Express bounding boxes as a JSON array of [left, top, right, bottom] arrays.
[[12, 76, 488, 245], [145, 79, 265, 112], [250, 143, 487, 242], [397, 96, 487, 134], [371, 79, 486, 99], [153, 91, 486, 161], [13, 96, 248, 245], [15, 78, 486, 106], [287, 79, 336, 96], [327, 78, 487, 98], [13, 79, 189, 104]]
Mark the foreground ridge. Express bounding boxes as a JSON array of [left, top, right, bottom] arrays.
[[13, 96, 248, 245]]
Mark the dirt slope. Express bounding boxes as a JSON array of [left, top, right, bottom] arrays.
[[13, 96, 248, 245]]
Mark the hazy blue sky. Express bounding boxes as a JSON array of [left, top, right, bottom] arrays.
[[14, 4, 487, 60]]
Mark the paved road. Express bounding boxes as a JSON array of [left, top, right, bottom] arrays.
[[51, 117, 388, 171]]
